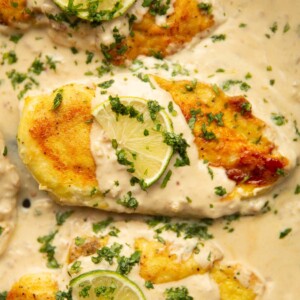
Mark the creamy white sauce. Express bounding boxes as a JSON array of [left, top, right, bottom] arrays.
[[0, 132, 19, 256], [90, 74, 290, 218], [0, 0, 299, 298]]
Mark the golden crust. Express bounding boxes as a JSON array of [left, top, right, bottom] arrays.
[[135, 237, 207, 284], [7, 273, 58, 300], [154, 77, 289, 194], [18, 84, 104, 207], [68, 235, 109, 263], [210, 264, 263, 300], [110, 0, 214, 65], [0, 0, 30, 25]]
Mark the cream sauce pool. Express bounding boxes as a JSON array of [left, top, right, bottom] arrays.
[[0, 0, 300, 298]]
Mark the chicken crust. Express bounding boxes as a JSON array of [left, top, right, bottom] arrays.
[[155, 77, 289, 195], [108, 0, 214, 65], [7, 273, 58, 300], [210, 264, 263, 300], [18, 84, 105, 208], [135, 237, 208, 284], [68, 235, 109, 263], [0, 0, 30, 25]]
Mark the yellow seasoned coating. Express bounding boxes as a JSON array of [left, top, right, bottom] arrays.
[[7, 273, 58, 300], [0, 0, 30, 25], [155, 77, 289, 195], [210, 264, 262, 300], [68, 235, 109, 263], [110, 0, 214, 65], [135, 237, 207, 284], [18, 84, 104, 208]]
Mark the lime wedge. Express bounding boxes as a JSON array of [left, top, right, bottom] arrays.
[[53, 0, 136, 22], [70, 270, 146, 300], [92, 96, 173, 188]]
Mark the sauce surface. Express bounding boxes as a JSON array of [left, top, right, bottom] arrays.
[[0, 0, 300, 298]]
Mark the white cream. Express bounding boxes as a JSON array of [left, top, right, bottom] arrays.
[[0, 132, 19, 256]]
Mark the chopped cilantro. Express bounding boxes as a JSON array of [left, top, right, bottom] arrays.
[[6, 69, 27, 89], [69, 261, 82, 274], [98, 79, 114, 89], [92, 242, 122, 264], [276, 168, 285, 176], [92, 217, 113, 233], [185, 79, 197, 92], [0, 226, 3, 236], [52, 91, 63, 110], [136, 73, 156, 89], [211, 34, 226, 42], [79, 285, 91, 298], [165, 286, 193, 300], [295, 185, 300, 194], [271, 113, 287, 126], [56, 210, 73, 226], [160, 170, 172, 188], [145, 281, 154, 289], [117, 250, 141, 275], [163, 132, 190, 167], [56, 289, 72, 300], [279, 228, 292, 239], [222, 79, 250, 92], [283, 23, 290, 33], [37, 230, 60, 269], [70, 46, 78, 54], [198, 2, 213, 15], [10, 33, 23, 43], [46, 56, 58, 70], [85, 50, 94, 64], [188, 109, 202, 130], [117, 192, 138, 209], [95, 284, 116, 298], [201, 123, 216, 140], [207, 165, 214, 180], [168, 101, 177, 116], [75, 236, 86, 246], [147, 100, 161, 121], [29, 57, 45, 75], [2, 146, 7, 156], [214, 186, 227, 196], [142, 0, 171, 16], [2, 51, 17, 65], [109, 96, 144, 122], [270, 22, 278, 33]]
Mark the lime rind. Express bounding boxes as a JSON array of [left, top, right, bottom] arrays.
[[53, 0, 136, 22], [92, 96, 174, 188], [70, 270, 146, 300]]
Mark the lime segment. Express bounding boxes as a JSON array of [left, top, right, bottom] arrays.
[[92, 96, 173, 187], [70, 270, 146, 300], [53, 0, 136, 22]]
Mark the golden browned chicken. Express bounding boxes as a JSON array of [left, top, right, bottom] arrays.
[[155, 77, 289, 198]]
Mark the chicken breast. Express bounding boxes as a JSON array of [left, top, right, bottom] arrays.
[[18, 83, 105, 209], [6, 273, 58, 300], [18, 75, 294, 218], [0, 0, 215, 64]]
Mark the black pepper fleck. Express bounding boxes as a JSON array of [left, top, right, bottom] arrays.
[[22, 198, 31, 208]]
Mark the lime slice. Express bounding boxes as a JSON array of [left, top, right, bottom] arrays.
[[70, 270, 146, 300], [92, 96, 173, 187], [53, 0, 136, 22]]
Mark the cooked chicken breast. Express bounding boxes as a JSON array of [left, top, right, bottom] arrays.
[[18, 76, 293, 218], [18, 84, 105, 208]]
